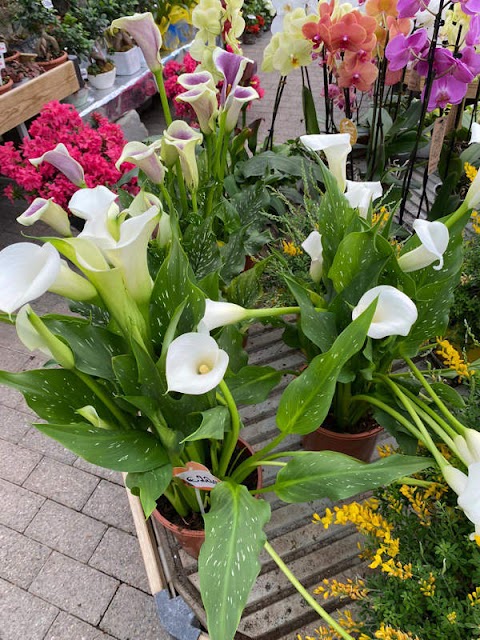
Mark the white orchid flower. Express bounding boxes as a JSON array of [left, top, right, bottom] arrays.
[[162, 121, 203, 190], [344, 180, 383, 219], [69, 187, 120, 250], [443, 463, 480, 541], [397, 219, 449, 273], [166, 332, 229, 395], [17, 198, 72, 237], [454, 430, 480, 466], [300, 134, 352, 192], [116, 140, 165, 185], [30, 143, 85, 187], [111, 13, 162, 72], [201, 299, 248, 331], [270, 0, 307, 34], [177, 87, 219, 135], [352, 285, 418, 339], [224, 85, 259, 132], [301, 230, 323, 283], [16, 304, 75, 369], [469, 122, 480, 145], [0, 243, 61, 314]]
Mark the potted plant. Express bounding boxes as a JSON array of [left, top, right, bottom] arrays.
[[106, 27, 141, 76], [3, 58, 44, 84], [0, 70, 13, 94], [87, 47, 116, 89], [15, 0, 68, 70]]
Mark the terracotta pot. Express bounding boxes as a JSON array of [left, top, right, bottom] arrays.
[[37, 50, 68, 72], [152, 437, 262, 559], [5, 51, 20, 63], [302, 424, 383, 463], [0, 77, 14, 95]]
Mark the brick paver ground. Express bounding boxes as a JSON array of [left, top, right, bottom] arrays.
[[0, 30, 313, 640]]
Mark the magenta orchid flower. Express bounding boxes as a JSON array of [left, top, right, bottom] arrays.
[[416, 48, 474, 84], [385, 30, 429, 72], [212, 47, 253, 105], [466, 15, 480, 46], [30, 143, 85, 187], [460, 46, 480, 77], [459, 0, 480, 16], [397, 0, 424, 18], [426, 76, 468, 110], [111, 13, 162, 72]]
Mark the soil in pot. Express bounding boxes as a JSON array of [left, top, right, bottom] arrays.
[[37, 50, 68, 72], [152, 438, 262, 559], [302, 414, 383, 463]]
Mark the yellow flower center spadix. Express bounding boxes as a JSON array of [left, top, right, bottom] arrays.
[[198, 363, 211, 374]]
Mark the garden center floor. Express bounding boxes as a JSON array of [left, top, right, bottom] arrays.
[[0, 33, 331, 640]]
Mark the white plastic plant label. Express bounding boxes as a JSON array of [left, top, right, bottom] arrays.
[[0, 43, 6, 53], [41, 0, 54, 8], [0, 54, 5, 71], [173, 462, 219, 490]]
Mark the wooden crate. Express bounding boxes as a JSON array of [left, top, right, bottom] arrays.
[[0, 61, 79, 135]]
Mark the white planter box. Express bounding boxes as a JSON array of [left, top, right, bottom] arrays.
[[112, 47, 142, 76], [87, 67, 116, 90]]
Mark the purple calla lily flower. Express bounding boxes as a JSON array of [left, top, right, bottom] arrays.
[[111, 13, 162, 72], [30, 143, 85, 187], [385, 30, 429, 72], [212, 47, 253, 105]]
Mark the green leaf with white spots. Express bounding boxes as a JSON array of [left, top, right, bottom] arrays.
[[199, 481, 271, 640], [34, 422, 169, 472], [182, 406, 230, 442], [273, 452, 432, 502], [0, 369, 118, 424], [126, 464, 173, 518], [276, 301, 376, 435], [226, 365, 282, 405]]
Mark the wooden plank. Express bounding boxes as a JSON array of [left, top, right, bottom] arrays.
[[0, 61, 79, 135]]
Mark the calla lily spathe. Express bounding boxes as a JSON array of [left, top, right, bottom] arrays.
[[397, 219, 449, 273], [72, 187, 121, 251], [30, 143, 85, 187], [212, 47, 253, 105], [469, 121, 480, 144], [177, 87, 219, 135], [301, 230, 324, 283], [49, 260, 98, 302], [116, 140, 165, 185], [69, 185, 118, 221], [300, 134, 352, 192], [465, 167, 480, 209], [454, 429, 480, 466], [0, 243, 61, 314], [352, 285, 418, 339], [177, 70, 217, 91], [17, 198, 72, 237], [111, 13, 162, 72], [126, 190, 162, 217], [224, 86, 259, 131], [444, 462, 480, 541], [344, 180, 383, 219], [162, 121, 203, 189], [166, 332, 229, 395], [201, 300, 248, 331]]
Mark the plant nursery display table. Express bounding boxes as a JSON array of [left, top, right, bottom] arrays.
[[127, 324, 395, 640]]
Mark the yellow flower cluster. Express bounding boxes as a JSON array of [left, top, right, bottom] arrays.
[[471, 210, 480, 234], [372, 207, 390, 227], [465, 162, 478, 183], [377, 443, 396, 458], [399, 483, 447, 526], [436, 338, 473, 380], [371, 623, 421, 639], [314, 577, 369, 600], [282, 240, 303, 256], [447, 611, 457, 624], [468, 586, 480, 606], [419, 572, 436, 597]]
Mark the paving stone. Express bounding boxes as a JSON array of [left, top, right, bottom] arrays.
[[0, 523, 51, 588], [25, 500, 107, 562], [100, 584, 169, 640], [0, 478, 45, 532], [0, 577, 59, 640], [20, 427, 77, 464], [23, 457, 99, 509], [45, 611, 116, 640], [83, 480, 135, 534], [29, 552, 119, 626], [0, 404, 31, 444], [74, 458, 123, 485], [89, 527, 150, 593], [0, 438, 41, 484]]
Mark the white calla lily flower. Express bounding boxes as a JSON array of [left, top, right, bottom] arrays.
[[344, 180, 383, 219], [166, 332, 229, 395], [70, 187, 120, 250], [201, 300, 248, 331], [469, 122, 480, 144], [177, 70, 216, 91], [177, 87, 219, 134], [300, 133, 352, 192], [454, 430, 480, 466], [111, 13, 162, 72], [162, 121, 203, 189], [465, 168, 480, 209], [69, 186, 118, 221], [17, 198, 72, 236], [49, 260, 97, 302], [30, 143, 85, 187], [224, 86, 259, 132], [352, 285, 418, 339], [397, 219, 449, 273], [301, 230, 323, 283], [116, 140, 165, 184], [0, 243, 61, 314], [126, 190, 162, 217], [445, 463, 480, 541]]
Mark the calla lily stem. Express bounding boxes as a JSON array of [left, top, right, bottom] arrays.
[[264, 542, 355, 640], [74, 369, 131, 430], [217, 379, 241, 478], [153, 68, 172, 126]]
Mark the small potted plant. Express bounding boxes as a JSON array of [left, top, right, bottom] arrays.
[[106, 27, 141, 76], [87, 46, 116, 89], [0, 69, 13, 94], [15, 0, 68, 70]]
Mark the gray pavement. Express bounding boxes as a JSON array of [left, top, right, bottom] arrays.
[[0, 30, 314, 640]]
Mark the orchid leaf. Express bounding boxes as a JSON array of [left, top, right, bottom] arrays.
[[126, 464, 173, 518], [302, 85, 320, 135], [182, 406, 230, 442], [199, 481, 271, 640], [34, 422, 169, 472], [276, 301, 376, 435], [226, 365, 282, 405], [273, 452, 432, 502]]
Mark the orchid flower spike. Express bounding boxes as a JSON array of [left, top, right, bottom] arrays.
[[443, 463, 480, 542], [116, 140, 165, 185], [30, 143, 85, 187], [17, 198, 72, 237], [469, 122, 480, 144], [110, 13, 162, 72], [301, 230, 323, 283], [352, 285, 418, 339], [397, 219, 449, 273], [200, 300, 248, 331], [300, 134, 352, 192], [166, 332, 229, 395], [344, 180, 383, 219], [0, 243, 61, 314]]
